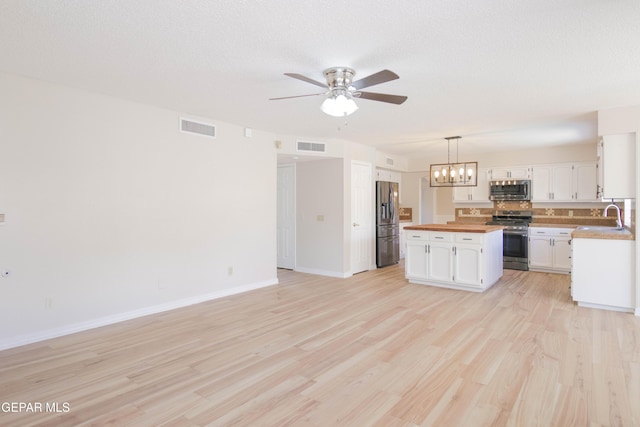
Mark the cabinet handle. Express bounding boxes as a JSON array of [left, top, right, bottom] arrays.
[[462, 238, 472, 241], [425, 244, 428, 253]]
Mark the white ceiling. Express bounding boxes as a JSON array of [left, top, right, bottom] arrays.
[[1, 1, 640, 158]]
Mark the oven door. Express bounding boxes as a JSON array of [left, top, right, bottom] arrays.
[[503, 230, 529, 270]]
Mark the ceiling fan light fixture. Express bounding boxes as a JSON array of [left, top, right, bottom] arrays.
[[320, 92, 358, 117]]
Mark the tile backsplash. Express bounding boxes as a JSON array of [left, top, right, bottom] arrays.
[[455, 201, 625, 227]]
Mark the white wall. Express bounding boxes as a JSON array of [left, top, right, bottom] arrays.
[[0, 72, 278, 349], [295, 158, 346, 277]]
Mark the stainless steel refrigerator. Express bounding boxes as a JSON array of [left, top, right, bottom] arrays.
[[376, 181, 400, 267]]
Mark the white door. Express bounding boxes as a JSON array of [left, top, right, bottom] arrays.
[[277, 165, 295, 269], [351, 161, 373, 274]]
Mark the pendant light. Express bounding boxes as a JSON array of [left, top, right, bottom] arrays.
[[429, 136, 478, 187]]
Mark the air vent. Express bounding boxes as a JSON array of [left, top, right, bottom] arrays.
[[386, 157, 394, 166], [297, 141, 326, 153], [180, 118, 216, 138]]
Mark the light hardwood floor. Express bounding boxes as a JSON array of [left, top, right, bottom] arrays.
[[1, 264, 639, 426]]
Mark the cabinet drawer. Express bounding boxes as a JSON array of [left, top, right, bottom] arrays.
[[405, 231, 429, 241], [530, 227, 574, 236], [455, 233, 482, 244], [430, 232, 453, 242]]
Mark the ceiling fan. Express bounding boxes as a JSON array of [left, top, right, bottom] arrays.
[[269, 67, 408, 117]]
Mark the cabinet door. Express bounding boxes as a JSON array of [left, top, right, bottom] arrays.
[[574, 163, 598, 201], [551, 164, 574, 201], [405, 240, 428, 279], [454, 244, 482, 286], [509, 167, 531, 179], [428, 242, 454, 282], [552, 237, 572, 271], [490, 167, 510, 179], [529, 236, 552, 268], [452, 186, 470, 202], [491, 167, 530, 179], [531, 166, 552, 201], [601, 133, 636, 199], [470, 168, 491, 202]]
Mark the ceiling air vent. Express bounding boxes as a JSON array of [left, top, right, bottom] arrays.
[[180, 118, 216, 138], [386, 157, 394, 166], [297, 141, 326, 153]]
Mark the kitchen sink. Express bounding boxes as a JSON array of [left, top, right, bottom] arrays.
[[576, 225, 625, 231]]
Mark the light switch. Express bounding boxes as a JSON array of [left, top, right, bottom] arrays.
[[317, 215, 325, 222]]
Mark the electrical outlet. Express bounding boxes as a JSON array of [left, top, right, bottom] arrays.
[[45, 297, 53, 309], [317, 214, 325, 222], [458, 210, 463, 215], [228, 266, 233, 276], [568, 210, 573, 217]]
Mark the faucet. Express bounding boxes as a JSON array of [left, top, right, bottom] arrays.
[[603, 200, 623, 229]]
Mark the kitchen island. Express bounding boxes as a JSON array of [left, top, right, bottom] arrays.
[[404, 224, 503, 292]]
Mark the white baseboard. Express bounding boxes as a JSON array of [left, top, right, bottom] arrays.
[[294, 266, 350, 278], [0, 277, 279, 351]]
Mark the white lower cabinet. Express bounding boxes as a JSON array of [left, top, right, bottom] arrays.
[[405, 238, 428, 279], [404, 230, 503, 292], [571, 238, 635, 312], [528, 227, 573, 273], [454, 243, 482, 286]]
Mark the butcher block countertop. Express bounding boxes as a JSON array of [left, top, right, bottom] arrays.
[[571, 227, 634, 241], [404, 224, 504, 233]]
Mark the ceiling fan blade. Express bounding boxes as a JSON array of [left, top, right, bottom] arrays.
[[356, 91, 408, 105], [284, 73, 327, 89], [350, 69, 399, 90], [269, 92, 325, 101]]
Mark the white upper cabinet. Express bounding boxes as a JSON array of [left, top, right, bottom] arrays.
[[490, 166, 530, 180], [599, 133, 636, 199], [531, 162, 598, 202], [574, 162, 599, 201], [376, 168, 401, 183], [452, 168, 491, 203]]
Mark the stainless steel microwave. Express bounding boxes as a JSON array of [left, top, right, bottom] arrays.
[[489, 179, 531, 201]]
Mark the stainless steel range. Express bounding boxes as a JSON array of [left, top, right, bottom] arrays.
[[486, 210, 532, 271]]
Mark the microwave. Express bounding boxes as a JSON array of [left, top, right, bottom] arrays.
[[489, 179, 531, 201]]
